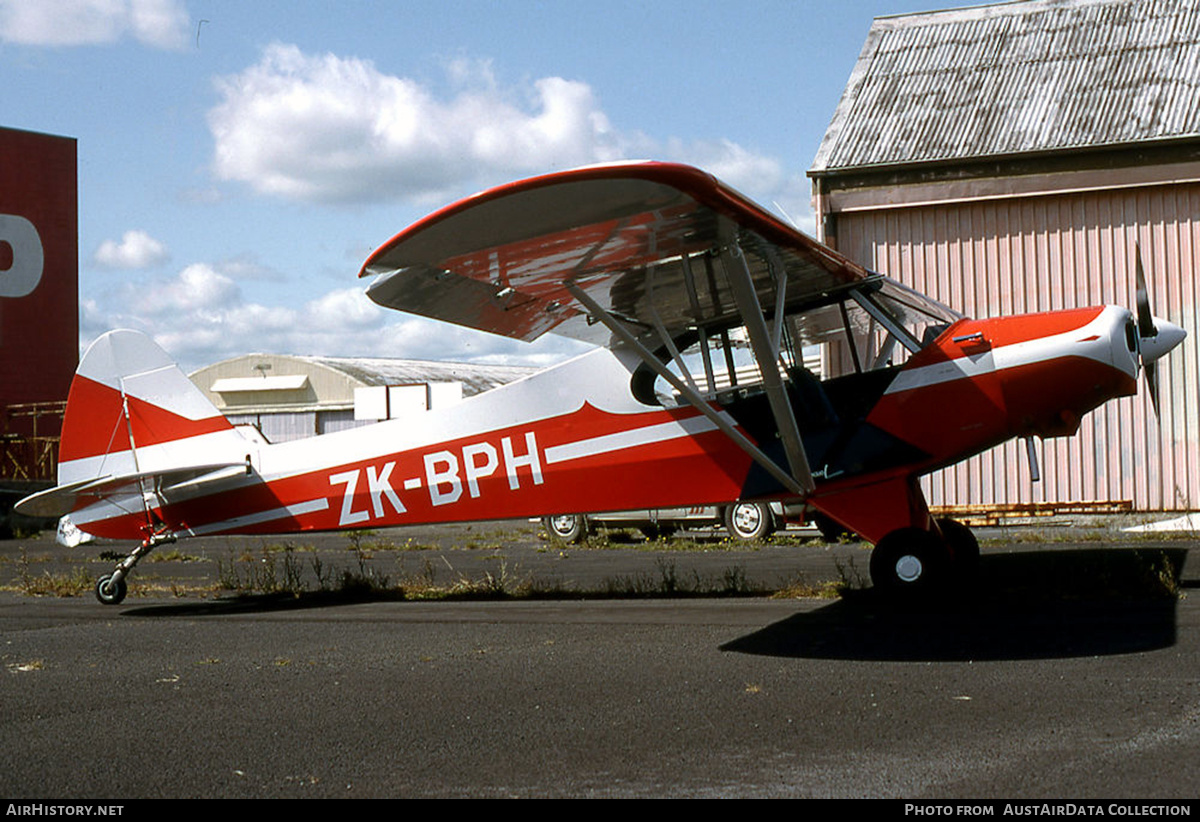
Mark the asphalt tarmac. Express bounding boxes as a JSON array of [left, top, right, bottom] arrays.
[[1, 519, 1197, 798]]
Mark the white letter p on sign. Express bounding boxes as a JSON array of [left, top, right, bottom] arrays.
[[0, 214, 44, 298]]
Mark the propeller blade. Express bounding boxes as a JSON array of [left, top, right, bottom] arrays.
[[1145, 360, 1160, 415], [1132, 244, 1187, 415], [1135, 243, 1155, 340]]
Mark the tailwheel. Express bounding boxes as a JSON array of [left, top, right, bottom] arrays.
[[92, 525, 177, 605], [869, 527, 951, 597], [95, 574, 127, 606], [937, 517, 980, 579]]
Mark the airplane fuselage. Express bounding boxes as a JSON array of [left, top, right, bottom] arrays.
[[63, 304, 1142, 545]]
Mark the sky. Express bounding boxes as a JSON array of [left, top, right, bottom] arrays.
[[0, 0, 932, 373]]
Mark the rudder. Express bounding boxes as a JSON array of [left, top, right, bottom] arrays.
[[57, 329, 236, 486]]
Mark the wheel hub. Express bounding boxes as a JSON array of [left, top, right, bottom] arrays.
[[733, 506, 760, 530], [894, 554, 923, 583]]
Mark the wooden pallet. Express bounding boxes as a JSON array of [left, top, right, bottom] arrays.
[[930, 500, 1134, 527]]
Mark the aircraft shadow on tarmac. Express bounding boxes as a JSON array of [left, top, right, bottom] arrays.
[[120, 587, 407, 618], [118, 546, 1190, 665], [722, 548, 1191, 662]]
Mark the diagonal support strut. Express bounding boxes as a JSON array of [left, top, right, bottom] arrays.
[[719, 244, 815, 495], [564, 279, 809, 498]]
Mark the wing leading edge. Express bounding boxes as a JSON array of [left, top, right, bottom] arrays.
[[360, 161, 871, 347]]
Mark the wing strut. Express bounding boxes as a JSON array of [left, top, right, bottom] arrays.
[[680, 253, 717, 394], [720, 244, 815, 495], [565, 278, 811, 499]]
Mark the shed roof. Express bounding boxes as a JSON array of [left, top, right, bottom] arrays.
[[810, 0, 1200, 175], [190, 352, 538, 407], [294, 354, 537, 396]]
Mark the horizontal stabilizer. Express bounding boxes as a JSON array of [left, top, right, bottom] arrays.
[[16, 462, 248, 519]]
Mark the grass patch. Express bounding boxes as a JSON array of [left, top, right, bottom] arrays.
[[399, 559, 537, 600], [12, 548, 93, 597], [217, 545, 311, 596], [17, 566, 93, 597], [599, 558, 765, 598], [147, 549, 208, 563]]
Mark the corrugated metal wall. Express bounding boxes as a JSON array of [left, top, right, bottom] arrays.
[[836, 180, 1200, 510], [227, 412, 318, 444]]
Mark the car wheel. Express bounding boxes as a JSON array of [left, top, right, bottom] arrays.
[[724, 501, 775, 541], [542, 514, 589, 544]]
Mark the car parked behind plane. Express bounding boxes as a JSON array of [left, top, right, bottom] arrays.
[[542, 500, 808, 543]]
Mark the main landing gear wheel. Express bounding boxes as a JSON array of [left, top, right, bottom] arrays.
[[95, 574, 127, 606], [543, 514, 589, 544], [724, 501, 775, 541], [869, 528, 950, 596], [937, 517, 980, 578]]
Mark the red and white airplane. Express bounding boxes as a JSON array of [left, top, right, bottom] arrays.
[[17, 161, 1185, 604]]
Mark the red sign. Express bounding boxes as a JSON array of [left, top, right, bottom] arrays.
[[0, 127, 78, 408]]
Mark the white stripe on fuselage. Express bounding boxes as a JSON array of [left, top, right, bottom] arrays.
[[184, 497, 331, 536], [543, 414, 722, 464]]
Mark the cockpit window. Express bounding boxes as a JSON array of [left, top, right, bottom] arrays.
[[636, 274, 962, 407]]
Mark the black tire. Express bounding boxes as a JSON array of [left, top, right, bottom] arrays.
[[869, 528, 950, 595], [937, 517, 980, 578], [95, 574, 127, 605], [542, 514, 589, 544], [724, 501, 775, 541]]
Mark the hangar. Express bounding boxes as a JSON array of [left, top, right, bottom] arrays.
[[189, 353, 537, 444], [810, 0, 1200, 512]]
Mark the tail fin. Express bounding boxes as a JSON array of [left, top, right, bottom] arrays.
[[58, 329, 237, 485], [17, 330, 248, 521]]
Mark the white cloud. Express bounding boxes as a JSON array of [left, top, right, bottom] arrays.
[[0, 0, 189, 49], [208, 44, 625, 204], [208, 43, 797, 211], [83, 264, 590, 372], [134, 263, 239, 315], [93, 229, 169, 269]]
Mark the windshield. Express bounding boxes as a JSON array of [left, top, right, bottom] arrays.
[[643, 275, 961, 405]]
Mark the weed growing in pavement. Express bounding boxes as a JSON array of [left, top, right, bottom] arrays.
[[216, 544, 307, 596], [599, 559, 764, 598], [147, 549, 206, 563], [15, 547, 93, 597]]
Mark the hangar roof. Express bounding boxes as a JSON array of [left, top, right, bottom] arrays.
[[190, 352, 539, 412], [292, 354, 536, 396], [811, 0, 1200, 175]]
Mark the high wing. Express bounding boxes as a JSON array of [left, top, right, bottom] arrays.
[[360, 161, 873, 348], [361, 161, 889, 498]]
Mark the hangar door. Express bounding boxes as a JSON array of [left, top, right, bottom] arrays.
[[834, 181, 1200, 511]]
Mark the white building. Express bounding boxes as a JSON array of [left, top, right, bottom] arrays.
[[190, 353, 537, 443]]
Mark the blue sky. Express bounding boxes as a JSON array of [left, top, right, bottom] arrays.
[[1, 0, 928, 372]]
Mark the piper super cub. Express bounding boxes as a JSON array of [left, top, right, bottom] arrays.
[[17, 162, 1185, 604]]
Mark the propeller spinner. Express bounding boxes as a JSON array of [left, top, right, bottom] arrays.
[[1134, 244, 1187, 413]]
